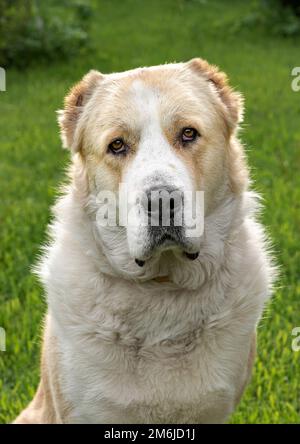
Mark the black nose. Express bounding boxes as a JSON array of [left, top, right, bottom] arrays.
[[145, 187, 183, 227]]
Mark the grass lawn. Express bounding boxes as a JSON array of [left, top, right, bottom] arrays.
[[0, 0, 299, 423]]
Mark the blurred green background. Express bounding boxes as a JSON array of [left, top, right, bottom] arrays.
[[0, 0, 299, 423]]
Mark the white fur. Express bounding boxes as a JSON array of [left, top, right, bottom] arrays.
[[35, 65, 275, 424]]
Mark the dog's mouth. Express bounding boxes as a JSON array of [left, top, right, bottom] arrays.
[[135, 252, 199, 267], [134, 228, 199, 267]]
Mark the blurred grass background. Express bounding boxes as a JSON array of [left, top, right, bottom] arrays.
[[0, 0, 299, 423]]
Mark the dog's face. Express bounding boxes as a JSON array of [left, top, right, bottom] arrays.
[[58, 59, 247, 285]]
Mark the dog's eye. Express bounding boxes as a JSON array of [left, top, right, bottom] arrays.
[[108, 138, 127, 155], [181, 127, 199, 143]]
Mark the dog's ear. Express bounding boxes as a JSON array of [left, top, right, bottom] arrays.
[[186, 58, 243, 131], [57, 70, 103, 152]]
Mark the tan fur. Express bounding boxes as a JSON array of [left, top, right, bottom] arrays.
[[14, 316, 71, 424], [58, 70, 103, 151], [187, 58, 248, 194], [235, 332, 257, 406], [187, 58, 243, 129]]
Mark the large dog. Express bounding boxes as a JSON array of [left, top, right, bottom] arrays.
[[15, 58, 275, 424]]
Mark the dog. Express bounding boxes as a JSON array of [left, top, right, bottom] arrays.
[[15, 58, 275, 424]]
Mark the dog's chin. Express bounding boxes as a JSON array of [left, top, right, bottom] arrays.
[[132, 246, 204, 290]]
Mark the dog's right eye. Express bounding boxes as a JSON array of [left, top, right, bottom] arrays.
[[181, 127, 199, 143], [108, 138, 127, 155]]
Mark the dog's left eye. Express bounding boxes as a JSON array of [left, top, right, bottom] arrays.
[[108, 138, 127, 155], [181, 127, 199, 143]]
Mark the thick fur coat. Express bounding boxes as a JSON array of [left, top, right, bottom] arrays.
[[15, 59, 275, 424]]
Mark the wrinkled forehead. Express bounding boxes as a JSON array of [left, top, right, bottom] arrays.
[[90, 66, 222, 132]]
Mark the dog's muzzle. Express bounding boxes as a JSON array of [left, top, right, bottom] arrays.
[[134, 186, 199, 266]]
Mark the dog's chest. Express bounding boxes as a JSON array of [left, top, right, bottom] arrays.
[[60, 319, 246, 424], [53, 271, 258, 423]]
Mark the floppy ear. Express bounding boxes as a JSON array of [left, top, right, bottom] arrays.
[[187, 58, 243, 131], [57, 70, 103, 152]]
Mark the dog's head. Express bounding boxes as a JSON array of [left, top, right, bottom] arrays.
[[58, 59, 248, 287]]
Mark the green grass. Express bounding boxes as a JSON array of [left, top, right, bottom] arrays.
[[0, 0, 299, 424]]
